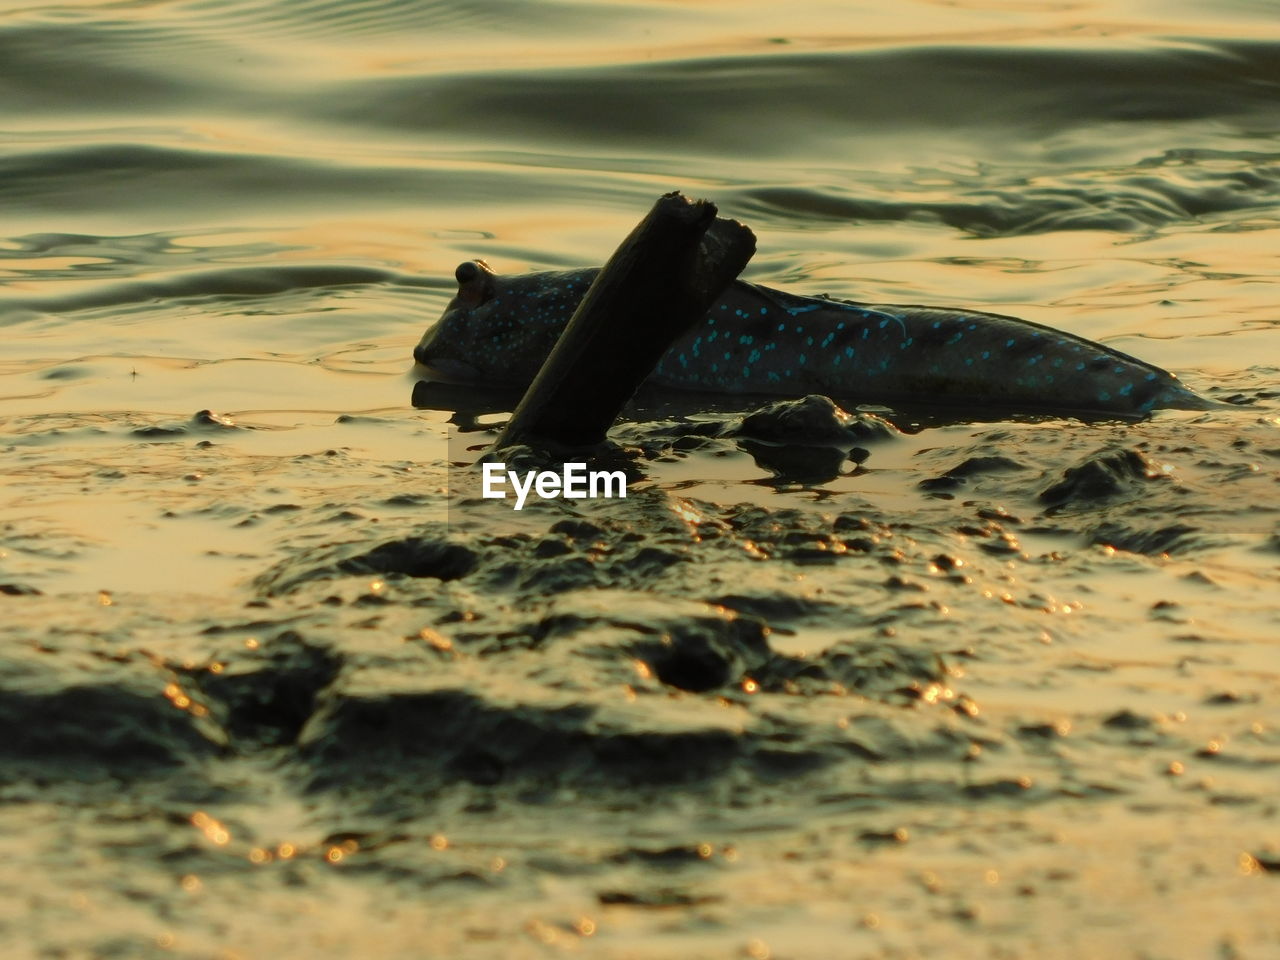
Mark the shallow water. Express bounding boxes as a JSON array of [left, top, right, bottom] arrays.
[[2, 1, 1280, 958]]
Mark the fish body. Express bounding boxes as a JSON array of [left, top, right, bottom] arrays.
[[414, 260, 1208, 415]]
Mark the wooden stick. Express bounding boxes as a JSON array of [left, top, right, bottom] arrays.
[[493, 192, 756, 449]]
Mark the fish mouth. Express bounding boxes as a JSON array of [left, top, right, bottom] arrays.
[[412, 348, 480, 383]]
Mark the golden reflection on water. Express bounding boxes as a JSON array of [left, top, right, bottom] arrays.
[[918, 681, 955, 705], [416, 626, 453, 652], [190, 811, 231, 847]]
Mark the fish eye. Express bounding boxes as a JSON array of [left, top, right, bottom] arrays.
[[453, 259, 495, 307]]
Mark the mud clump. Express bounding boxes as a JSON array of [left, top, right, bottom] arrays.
[[338, 538, 479, 581], [1038, 447, 1163, 510], [920, 455, 1027, 493], [254, 530, 477, 595], [0, 656, 224, 776], [758, 639, 947, 702], [1087, 521, 1203, 556], [513, 555, 603, 593], [298, 687, 743, 789], [0, 583, 43, 596], [735, 394, 899, 446], [732, 396, 900, 483], [131, 409, 240, 438], [507, 601, 772, 692], [186, 630, 342, 748]]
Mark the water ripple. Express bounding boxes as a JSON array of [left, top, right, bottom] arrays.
[[727, 149, 1280, 236], [304, 41, 1280, 162]]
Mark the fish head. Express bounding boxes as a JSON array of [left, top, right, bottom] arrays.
[[413, 260, 594, 387]]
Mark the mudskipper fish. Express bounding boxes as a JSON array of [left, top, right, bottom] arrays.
[[414, 260, 1209, 415]]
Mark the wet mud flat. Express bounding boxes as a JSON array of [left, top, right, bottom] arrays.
[[3, 392, 1279, 959]]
